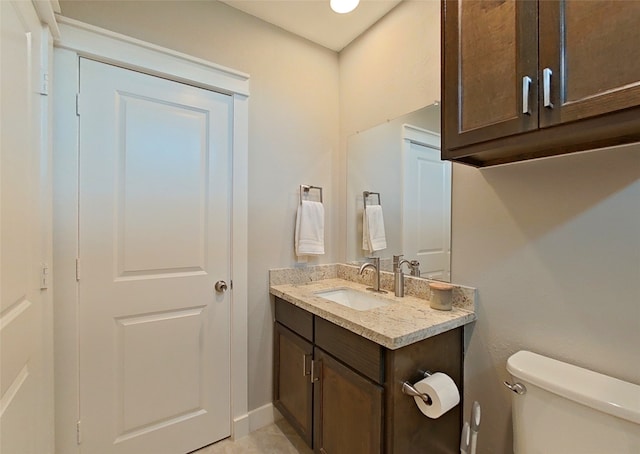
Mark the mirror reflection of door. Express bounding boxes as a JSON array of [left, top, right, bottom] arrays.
[[402, 126, 451, 281]]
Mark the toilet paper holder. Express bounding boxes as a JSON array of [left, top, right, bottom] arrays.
[[402, 371, 433, 405]]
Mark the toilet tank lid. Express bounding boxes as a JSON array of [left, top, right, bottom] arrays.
[[507, 350, 640, 425]]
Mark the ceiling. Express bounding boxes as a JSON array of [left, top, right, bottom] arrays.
[[219, 0, 403, 52]]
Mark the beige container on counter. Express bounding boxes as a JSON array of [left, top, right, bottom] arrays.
[[429, 282, 454, 311]]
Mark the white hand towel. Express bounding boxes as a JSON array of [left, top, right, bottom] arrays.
[[295, 200, 325, 256], [362, 205, 387, 253]]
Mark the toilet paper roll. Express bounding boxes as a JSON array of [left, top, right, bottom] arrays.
[[413, 372, 460, 418]]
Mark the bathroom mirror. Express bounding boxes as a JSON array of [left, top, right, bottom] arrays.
[[345, 104, 452, 281]]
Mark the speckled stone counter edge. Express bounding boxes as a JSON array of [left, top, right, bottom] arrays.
[[269, 263, 476, 312]]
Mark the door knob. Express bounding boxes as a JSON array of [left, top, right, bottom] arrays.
[[214, 280, 228, 293]]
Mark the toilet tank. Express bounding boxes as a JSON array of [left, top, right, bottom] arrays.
[[507, 350, 640, 454]]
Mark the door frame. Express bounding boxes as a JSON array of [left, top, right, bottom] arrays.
[[52, 16, 250, 454]]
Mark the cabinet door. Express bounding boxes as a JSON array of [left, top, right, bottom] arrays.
[[539, 0, 640, 127], [274, 323, 314, 447], [313, 348, 383, 454], [443, 0, 538, 150]]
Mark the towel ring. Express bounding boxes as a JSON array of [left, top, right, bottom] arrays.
[[363, 191, 381, 211], [300, 185, 323, 204]]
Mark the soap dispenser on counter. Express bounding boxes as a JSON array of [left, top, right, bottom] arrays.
[[393, 255, 411, 297]]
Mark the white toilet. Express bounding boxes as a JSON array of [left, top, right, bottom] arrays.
[[506, 350, 640, 453]]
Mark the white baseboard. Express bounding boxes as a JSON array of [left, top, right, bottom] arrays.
[[232, 413, 250, 440], [250, 403, 282, 432], [233, 403, 282, 440]]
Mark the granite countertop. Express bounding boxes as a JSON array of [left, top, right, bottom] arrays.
[[270, 273, 476, 350]]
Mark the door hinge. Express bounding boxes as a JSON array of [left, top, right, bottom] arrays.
[[39, 70, 49, 96], [75, 258, 80, 281], [76, 93, 81, 116], [76, 420, 82, 445]]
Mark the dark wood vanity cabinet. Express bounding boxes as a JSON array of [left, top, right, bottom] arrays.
[[313, 348, 384, 454], [442, 0, 640, 167], [274, 322, 314, 446], [313, 316, 384, 453], [273, 297, 463, 454]]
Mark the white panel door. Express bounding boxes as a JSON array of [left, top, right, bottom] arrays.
[[402, 130, 451, 280], [78, 58, 232, 454], [1, 2, 51, 454]]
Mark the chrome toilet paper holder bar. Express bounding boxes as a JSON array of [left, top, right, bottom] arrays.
[[402, 371, 432, 405]]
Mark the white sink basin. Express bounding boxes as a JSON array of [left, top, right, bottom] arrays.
[[314, 287, 390, 311]]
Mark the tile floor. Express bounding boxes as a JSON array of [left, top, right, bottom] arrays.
[[190, 419, 313, 454]]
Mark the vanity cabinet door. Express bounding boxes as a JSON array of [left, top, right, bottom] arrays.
[[274, 322, 314, 447], [313, 348, 383, 454]]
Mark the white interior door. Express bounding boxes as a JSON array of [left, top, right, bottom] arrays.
[[402, 127, 451, 280], [1, 2, 52, 453], [78, 58, 232, 454]]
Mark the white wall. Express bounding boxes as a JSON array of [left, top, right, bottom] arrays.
[[339, 0, 440, 137], [453, 145, 640, 452], [59, 0, 340, 413]]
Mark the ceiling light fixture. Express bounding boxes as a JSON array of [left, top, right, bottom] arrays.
[[330, 0, 360, 14]]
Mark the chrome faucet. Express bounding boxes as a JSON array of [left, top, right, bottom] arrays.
[[393, 255, 411, 297], [359, 257, 385, 293]]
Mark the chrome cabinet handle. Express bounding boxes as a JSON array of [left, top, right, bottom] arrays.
[[543, 68, 553, 108], [214, 280, 228, 292], [310, 360, 320, 383], [302, 354, 311, 377], [522, 76, 532, 115]]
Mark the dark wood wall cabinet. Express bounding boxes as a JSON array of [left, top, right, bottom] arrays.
[[273, 297, 463, 454], [442, 0, 640, 167]]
